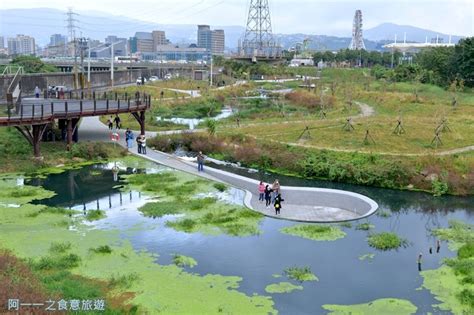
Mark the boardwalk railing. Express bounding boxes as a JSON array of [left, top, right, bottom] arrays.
[[0, 93, 151, 126]]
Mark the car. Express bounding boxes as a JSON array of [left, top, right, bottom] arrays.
[[136, 77, 147, 85], [163, 73, 172, 80], [149, 76, 159, 82]]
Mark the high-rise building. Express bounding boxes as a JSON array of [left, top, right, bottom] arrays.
[[0, 36, 4, 49], [211, 30, 225, 55], [105, 35, 128, 56], [197, 25, 225, 56], [7, 34, 36, 56], [49, 34, 67, 47], [197, 25, 212, 51], [134, 32, 154, 53], [152, 31, 167, 49]]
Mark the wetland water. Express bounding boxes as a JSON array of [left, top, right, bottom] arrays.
[[27, 162, 474, 314]]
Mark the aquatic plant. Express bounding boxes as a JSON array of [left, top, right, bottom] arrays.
[[89, 245, 113, 254], [28, 206, 77, 218], [281, 224, 346, 241], [323, 298, 417, 314], [188, 198, 217, 211], [284, 266, 318, 282], [367, 232, 409, 250], [108, 272, 141, 289], [85, 209, 106, 221], [139, 202, 180, 218], [339, 222, 352, 228], [376, 210, 392, 218], [433, 220, 474, 250], [172, 254, 197, 268], [213, 182, 227, 192], [49, 242, 72, 254], [34, 253, 81, 270], [265, 282, 303, 294], [458, 242, 474, 260], [356, 222, 375, 231]]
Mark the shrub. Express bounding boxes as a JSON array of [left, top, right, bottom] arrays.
[[367, 232, 409, 250], [285, 90, 321, 110], [432, 179, 449, 196]]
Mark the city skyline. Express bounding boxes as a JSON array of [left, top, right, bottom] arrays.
[[0, 0, 472, 37]]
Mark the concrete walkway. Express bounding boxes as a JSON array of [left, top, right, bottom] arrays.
[[79, 116, 378, 223]]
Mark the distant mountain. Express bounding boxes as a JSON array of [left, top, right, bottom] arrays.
[[364, 23, 464, 43], [274, 33, 388, 51], [0, 9, 465, 52]]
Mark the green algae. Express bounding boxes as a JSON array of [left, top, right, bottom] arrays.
[[322, 298, 418, 314], [432, 220, 474, 250], [367, 232, 409, 251], [0, 180, 55, 205], [422, 266, 474, 314], [172, 254, 197, 268], [281, 224, 346, 241], [339, 222, 352, 228], [421, 221, 474, 314], [272, 274, 282, 278], [265, 282, 303, 294], [284, 266, 318, 282], [124, 171, 264, 237], [0, 177, 276, 314], [376, 210, 392, 218]]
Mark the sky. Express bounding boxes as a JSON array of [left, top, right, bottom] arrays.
[[1, 0, 473, 36]]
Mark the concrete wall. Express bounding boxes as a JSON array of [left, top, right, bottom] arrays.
[[0, 68, 194, 100]]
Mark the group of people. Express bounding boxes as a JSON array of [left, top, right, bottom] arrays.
[[258, 180, 284, 215], [107, 115, 122, 130], [124, 128, 146, 154]]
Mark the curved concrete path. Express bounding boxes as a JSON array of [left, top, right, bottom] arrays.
[[80, 117, 378, 222]]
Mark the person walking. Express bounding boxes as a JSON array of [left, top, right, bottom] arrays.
[[58, 88, 65, 100], [264, 185, 273, 208], [141, 135, 147, 154], [272, 179, 280, 203], [107, 116, 114, 130], [136, 134, 142, 153], [114, 115, 121, 129], [273, 193, 284, 215], [34, 86, 41, 98], [258, 181, 265, 202], [125, 128, 134, 149], [197, 151, 204, 172]]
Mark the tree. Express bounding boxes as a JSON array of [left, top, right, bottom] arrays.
[[10, 55, 58, 73], [452, 37, 474, 87]]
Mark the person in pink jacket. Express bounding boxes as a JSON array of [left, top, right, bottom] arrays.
[[258, 181, 265, 202]]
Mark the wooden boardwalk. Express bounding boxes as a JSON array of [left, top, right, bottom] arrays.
[[0, 93, 151, 157]]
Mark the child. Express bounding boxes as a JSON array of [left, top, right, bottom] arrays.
[[274, 193, 284, 215]]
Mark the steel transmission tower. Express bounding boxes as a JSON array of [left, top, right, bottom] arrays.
[[349, 10, 366, 50], [240, 0, 281, 59]]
